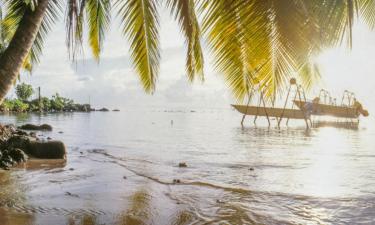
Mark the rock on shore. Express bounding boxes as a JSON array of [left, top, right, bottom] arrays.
[[0, 124, 66, 169], [28, 140, 66, 159], [18, 123, 53, 131]]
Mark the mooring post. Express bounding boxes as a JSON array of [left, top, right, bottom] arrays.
[[278, 78, 296, 128], [286, 86, 299, 126], [38, 87, 41, 112], [241, 87, 253, 127], [297, 85, 309, 129], [260, 91, 271, 127]]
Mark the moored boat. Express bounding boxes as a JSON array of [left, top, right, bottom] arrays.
[[231, 104, 306, 119], [293, 100, 369, 118]]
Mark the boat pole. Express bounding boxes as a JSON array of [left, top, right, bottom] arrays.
[[278, 78, 296, 127], [260, 90, 271, 127], [241, 87, 253, 126], [300, 86, 313, 127], [286, 87, 298, 126], [297, 85, 310, 129], [254, 94, 261, 125]]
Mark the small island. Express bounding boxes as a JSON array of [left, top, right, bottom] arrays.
[[0, 83, 118, 113]]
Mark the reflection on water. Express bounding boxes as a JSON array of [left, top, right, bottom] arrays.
[[0, 109, 374, 224]]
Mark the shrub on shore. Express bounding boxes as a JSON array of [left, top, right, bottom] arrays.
[[0, 84, 91, 113], [1, 99, 29, 112]]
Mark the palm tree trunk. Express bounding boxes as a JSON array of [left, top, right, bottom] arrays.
[[0, 0, 49, 103]]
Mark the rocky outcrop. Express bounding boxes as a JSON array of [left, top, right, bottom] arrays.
[[0, 124, 66, 169], [97, 108, 109, 112], [18, 123, 53, 131], [0, 148, 28, 169], [28, 140, 66, 159]]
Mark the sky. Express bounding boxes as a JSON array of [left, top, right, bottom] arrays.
[[13, 7, 375, 111]]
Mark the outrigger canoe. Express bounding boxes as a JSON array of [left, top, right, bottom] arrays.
[[231, 105, 306, 119], [232, 78, 368, 128], [293, 100, 367, 119], [294, 100, 369, 119], [232, 101, 368, 119]]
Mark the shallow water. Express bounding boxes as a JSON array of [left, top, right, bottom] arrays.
[[0, 108, 374, 224]]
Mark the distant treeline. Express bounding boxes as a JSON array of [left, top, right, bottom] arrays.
[[0, 83, 92, 113]]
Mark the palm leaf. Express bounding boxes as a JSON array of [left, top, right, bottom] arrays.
[[358, 0, 375, 28], [85, 0, 111, 60], [166, 0, 204, 81], [66, 0, 81, 59], [30, 0, 63, 64], [116, 0, 160, 93], [201, 0, 255, 100], [2, 0, 63, 68]]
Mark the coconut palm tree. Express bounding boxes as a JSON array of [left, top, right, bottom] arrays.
[[0, 0, 203, 103], [0, 0, 374, 104]]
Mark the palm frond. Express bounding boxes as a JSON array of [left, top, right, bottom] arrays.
[[2, 0, 63, 69], [358, 0, 375, 28], [85, 0, 111, 60], [200, 0, 375, 102], [201, 0, 255, 101], [30, 0, 63, 64], [116, 0, 160, 93], [66, 0, 80, 59], [166, 0, 204, 82], [298, 60, 321, 91]]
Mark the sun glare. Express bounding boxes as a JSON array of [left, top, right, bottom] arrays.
[[315, 22, 375, 111]]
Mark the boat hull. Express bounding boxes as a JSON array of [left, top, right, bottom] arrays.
[[293, 100, 359, 118], [231, 105, 307, 119]]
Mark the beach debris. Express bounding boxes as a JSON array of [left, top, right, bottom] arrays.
[[113, 109, 120, 112], [19, 123, 53, 131], [47, 137, 52, 140], [173, 179, 181, 184], [65, 192, 79, 198], [178, 162, 187, 168], [69, 168, 74, 171], [123, 176, 127, 179], [249, 167, 254, 171], [216, 199, 225, 204], [58, 131, 64, 134]]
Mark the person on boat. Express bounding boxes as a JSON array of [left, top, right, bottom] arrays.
[[304, 102, 314, 118], [312, 97, 320, 104]]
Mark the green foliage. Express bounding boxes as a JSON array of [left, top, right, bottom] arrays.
[[50, 93, 65, 111], [2, 0, 375, 100], [1, 99, 29, 112], [0, 84, 90, 112], [15, 82, 34, 101], [40, 97, 51, 111]]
